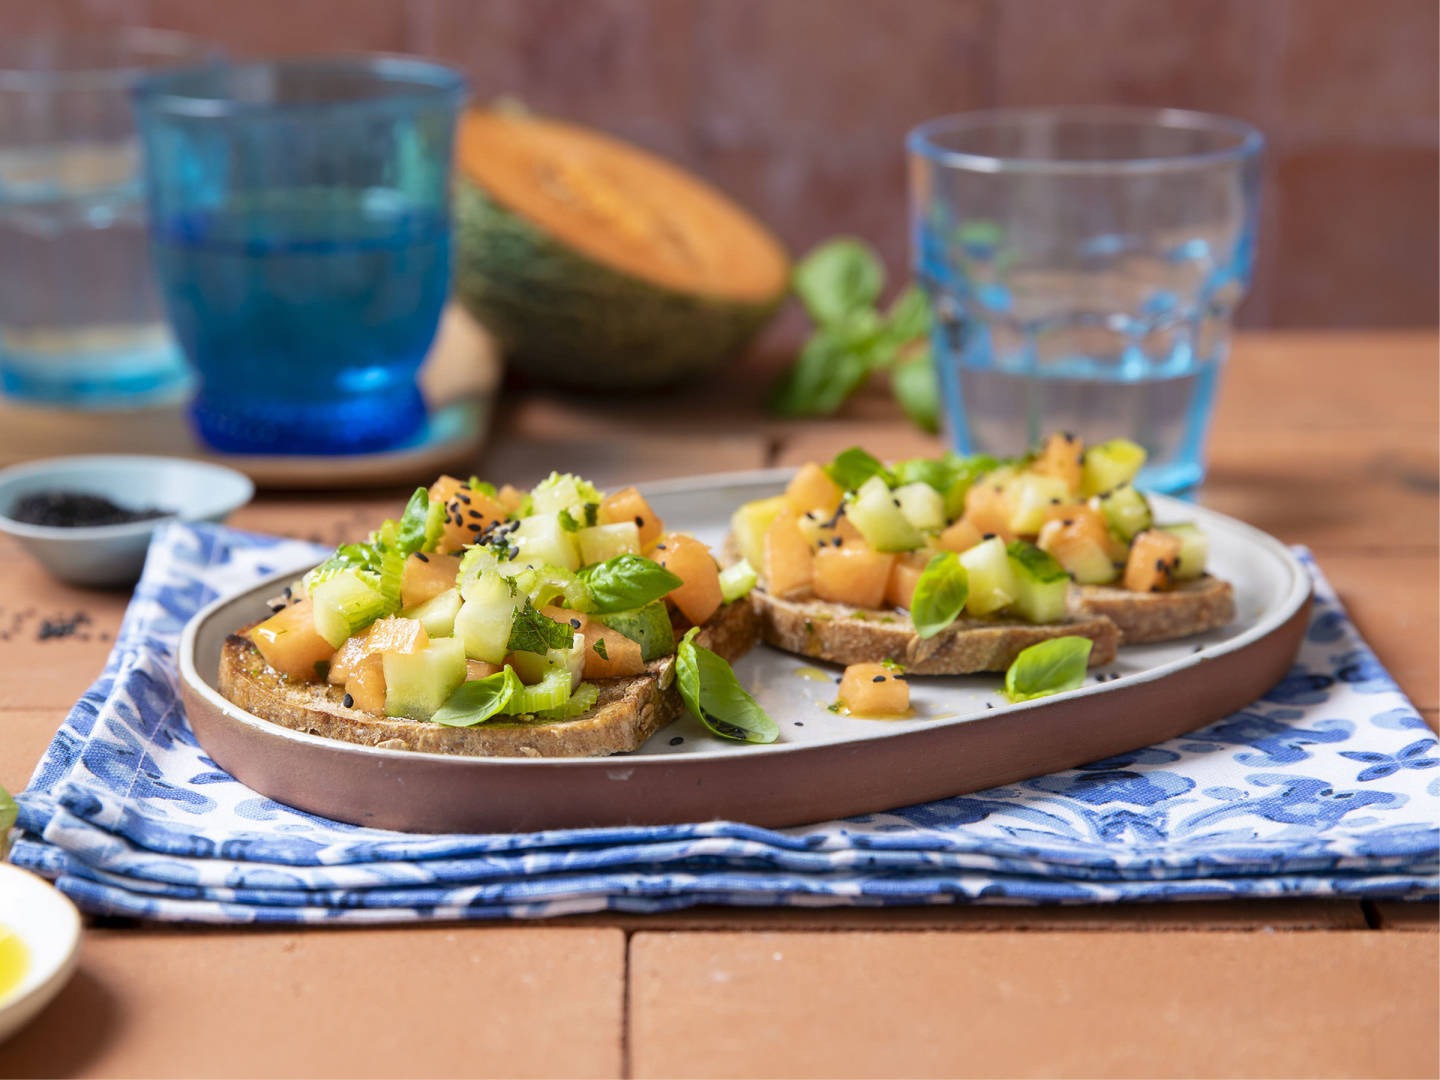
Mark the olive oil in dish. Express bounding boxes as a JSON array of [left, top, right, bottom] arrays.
[[0, 926, 28, 1002]]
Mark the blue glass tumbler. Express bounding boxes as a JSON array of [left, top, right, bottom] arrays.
[[909, 107, 1263, 493], [133, 57, 466, 454]]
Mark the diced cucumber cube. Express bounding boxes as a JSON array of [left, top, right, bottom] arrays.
[[1160, 523, 1208, 580], [1005, 474, 1071, 535], [893, 482, 946, 533], [730, 496, 789, 569], [310, 569, 391, 648], [455, 571, 521, 663], [718, 558, 759, 603], [959, 536, 1018, 616], [383, 637, 467, 720], [849, 476, 925, 552], [1094, 483, 1153, 543], [457, 545, 501, 585], [508, 632, 585, 689], [1081, 438, 1147, 497], [511, 512, 580, 571], [1006, 540, 1070, 624], [577, 521, 641, 565], [401, 587, 462, 639], [596, 601, 675, 662]]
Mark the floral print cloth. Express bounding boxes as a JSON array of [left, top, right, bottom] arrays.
[[10, 523, 1437, 922]]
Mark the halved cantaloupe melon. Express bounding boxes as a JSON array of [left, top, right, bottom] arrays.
[[454, 107, 790, 388]]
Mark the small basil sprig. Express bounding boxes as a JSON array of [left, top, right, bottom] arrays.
[[824, 446, 894, 492], [676, 627, 778, 744], [507, 600, 575, 655], [577, 554, 682, 614], [431, 667, 524, 727], [1004, 637, 1093, 703], [911, 553, 969, 639], [769, 237, 939, 433]]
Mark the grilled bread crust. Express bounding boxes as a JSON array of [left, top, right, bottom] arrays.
[[749, 587, 1120, 674], [217, 598, 758, 758], [1075, 574, 1235, 644]]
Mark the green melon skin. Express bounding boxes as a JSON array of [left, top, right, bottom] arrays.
[[452, 180, 786, 390]]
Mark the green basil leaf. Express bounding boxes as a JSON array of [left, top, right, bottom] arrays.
[[911, 552, 969, 638], [577, 554, 683, 614], [507, 600, 575, 655], [891, 344, 940, 434], [393, 487, 433, 555], [878, 285, 931, 355], [676, 627, 779, 744], [430, 668, 524, 727], [793, 237, 885, 324], [767, 315, 880, 417], [469, 477, 498, 497], [824, 446, 895, 491], [1004, 636, 1093, 703], [891, 457, 953, 493]]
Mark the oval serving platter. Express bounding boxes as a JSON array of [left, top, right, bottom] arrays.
[[179, 470, 1312, 833]]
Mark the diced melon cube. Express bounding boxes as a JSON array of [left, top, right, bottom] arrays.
[[1031, 431, 1084, 493], [893, 482, 946, 532], [837, 662, 910, 716], [884, 551, 931, 610], [577, 521, 641, 565], [599, 487, 663, 547], [656, 534, 724, 625], [730, 495, 789, 570], [937, 517, 984, 554], [962, 481, 1014, 541], [812, 542, 895, 609], [763, 507, 815, 599], [1037, 516, 1119, 585], [959, 537, 1018, 616], [249, 599, 336, 682], [848, 476, 924, 552], [344, 654, 386, 714], [511, 512, 580, 571], [495, 484, 527, 514], [1124, 529, 1184, 592], [465, 658, 502, 681], [582, 622, 647, 678], [785, 462, 844, 516], [400, 551, 461, 609], [539, 605, 589, 633]]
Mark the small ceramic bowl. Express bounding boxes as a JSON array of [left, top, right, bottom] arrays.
[[0, 864, 82, 1044], [0, 455, 254, 588]]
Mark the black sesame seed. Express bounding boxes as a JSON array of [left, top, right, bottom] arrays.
[[1193, 644, 1204, 653], [871, 674, 886, 683], [1062, 518, 1074, 527], [569, 618, 581, 629], [468, 509, 484, 520], [982, 532, 996, 540], [455, 491, 471, 504], [892, 674, 908, 681], [794, 720, 805, 727], [1075, 453, 1084, 465], [892, 498, 902, 508], [993, 485, 1002, 493], [415, 552, 430, 563], [1050, 497, 1061, 505], [669, 736, 684, 746], [985, 702, 994, 709], [283, 586, 292, 598], [634, 515, 644, 527], [468, 523, 484, 533], [655, 544, 667, 550], [834, 537, 844, 547], [342, 693, 354, 708], [1154, 558, 1166, 570]]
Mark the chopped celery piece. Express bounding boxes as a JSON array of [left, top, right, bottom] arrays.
[[311, 570, 391, 648], [534, 682, 600, 720], [508, 666, 573, 714], [718, 559, 759, 603]]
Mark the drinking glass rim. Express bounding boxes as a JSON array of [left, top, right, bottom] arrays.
[[131, 54, 468, 118], [907, 106, 1264, 175], [0, 28, 218, 91]]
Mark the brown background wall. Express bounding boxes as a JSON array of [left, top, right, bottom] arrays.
[[14, 0, 1439, 329]]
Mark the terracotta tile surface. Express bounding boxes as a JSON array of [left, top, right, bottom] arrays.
[[566, 900, 1368, 932], [1370, 901, 1440, 931], [628, 930, 1440, 1078], [0, 926, 625, 1080]]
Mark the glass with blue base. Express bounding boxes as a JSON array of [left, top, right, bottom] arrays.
[[908, 106, 1263, 494], [133, 56, 466, 455]]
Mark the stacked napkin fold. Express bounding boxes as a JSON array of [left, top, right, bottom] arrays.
[[10, 523, 1437, 922]]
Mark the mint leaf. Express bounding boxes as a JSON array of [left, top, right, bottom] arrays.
[[824, 446, 894, 492], [793, 237, 884, 324], [507, 600, 575, 655], [911, 552, 969, 638], [592, 637, 608, 660], [676, 627, 778, 744], [1004, 636, 1093, 703], [430, 667, 524, 727], [577, 554, 682, 614]]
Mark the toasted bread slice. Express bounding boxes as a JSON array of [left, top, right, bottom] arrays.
[[1075, 574, 1235, 644], [217, 598, 758, 758], [749, 587, 1120, 674]]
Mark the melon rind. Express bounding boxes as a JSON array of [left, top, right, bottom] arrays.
[[453, 180, 787, 389]]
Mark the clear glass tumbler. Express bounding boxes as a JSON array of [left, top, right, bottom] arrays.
[[133, 57, 466, 455], [908, 107, 1263, 493], [0, 30, 215, 406]]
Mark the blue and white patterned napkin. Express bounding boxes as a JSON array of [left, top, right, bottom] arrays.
[[9, 522, 1437, 922]]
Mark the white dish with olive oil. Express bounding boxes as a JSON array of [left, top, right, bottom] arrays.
[[0, 864, 82, 1044]]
